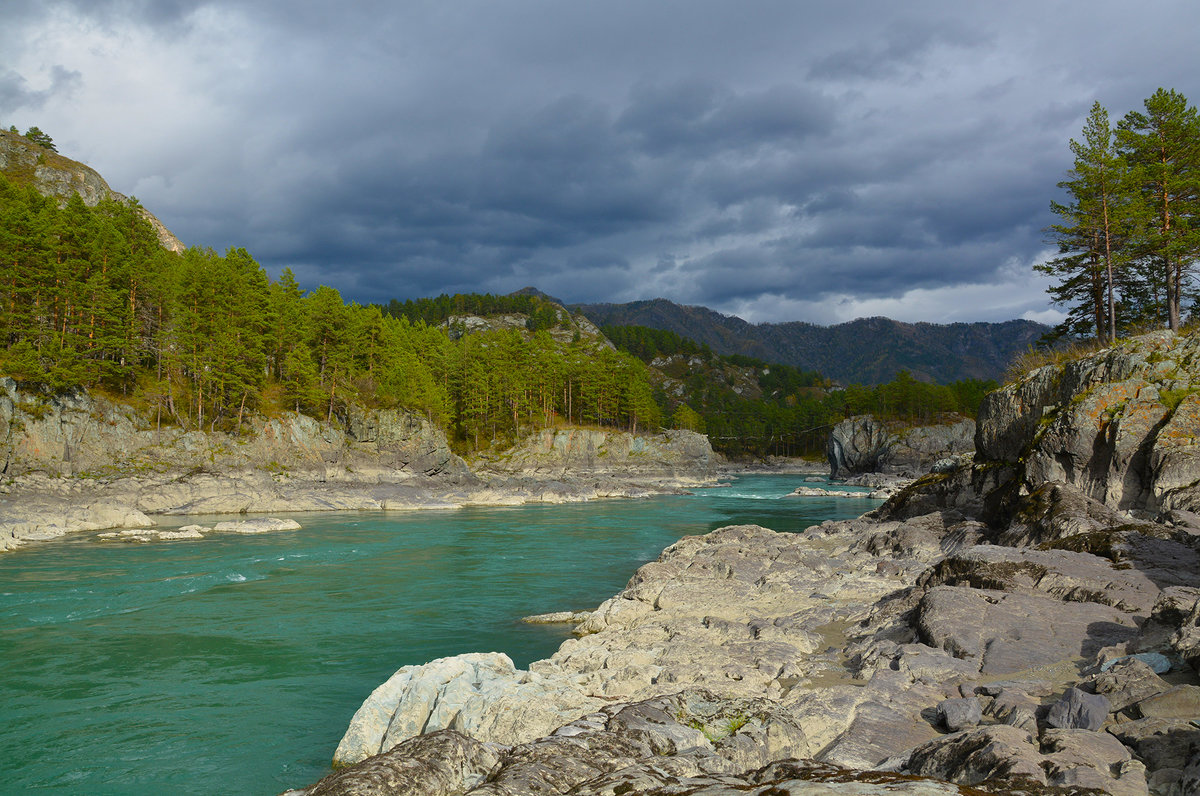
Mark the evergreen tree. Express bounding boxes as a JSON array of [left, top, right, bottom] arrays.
[[1040, 102, 1139, 343], [23, 126, 56, 152], [1117, 88, 1200, 331]]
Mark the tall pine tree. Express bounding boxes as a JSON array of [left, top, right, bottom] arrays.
[[1118, 88, 1200, 331], [1041, 102, 1139, 343]]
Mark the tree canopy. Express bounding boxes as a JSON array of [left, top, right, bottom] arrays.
[[21, 126, 57, 152], [0, 175, 661, 449], [1042, 89, 1200, 342]]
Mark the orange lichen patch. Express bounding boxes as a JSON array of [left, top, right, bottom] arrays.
[[1074, 381, 1140, 430], [1158, 391, 1200, 447]]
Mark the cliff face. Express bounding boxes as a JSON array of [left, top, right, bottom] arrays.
[[472, 427, 718, 484], [975, 330, 1200, 516], [0, 378, 467, 482], [0, 129, 184, 252], [826, 415, 975, 478]]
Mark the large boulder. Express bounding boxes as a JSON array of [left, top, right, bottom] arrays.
[[827, 415, 974, 478], [332, 652, 603, 766]]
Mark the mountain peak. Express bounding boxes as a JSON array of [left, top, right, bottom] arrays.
[[508, 286, 567, 306]]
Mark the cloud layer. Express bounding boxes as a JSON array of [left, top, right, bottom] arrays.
[[4, 1, 1199, 324]]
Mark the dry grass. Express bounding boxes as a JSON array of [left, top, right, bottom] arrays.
[[1003, 338, 1108, 385]]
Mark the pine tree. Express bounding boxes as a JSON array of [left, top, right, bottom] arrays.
[[1040, 102, 1140, 343], [23, 126, 56, 152], [1117, 88, 1200, 331]]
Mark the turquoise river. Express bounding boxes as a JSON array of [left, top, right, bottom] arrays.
[[0, 474, 880, 795]]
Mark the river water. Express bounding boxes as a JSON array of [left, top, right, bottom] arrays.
[[0, 474, 879, 794]]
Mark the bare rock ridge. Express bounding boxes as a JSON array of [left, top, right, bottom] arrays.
[[305, 329, 1200, 796], [472, 427, 718, 486], [0, 128, 184, 252]]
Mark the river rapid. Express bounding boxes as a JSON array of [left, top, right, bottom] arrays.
[[0, 474, 879, 795]]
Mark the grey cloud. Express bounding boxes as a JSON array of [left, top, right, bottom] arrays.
[[4, 0, 1200, 323], [807, 15, 990, 81], [616, 81, 835, 156], [0, 65, 80, 112]]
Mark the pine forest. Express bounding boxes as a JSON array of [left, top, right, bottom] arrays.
[[0, 170, 995, 459]]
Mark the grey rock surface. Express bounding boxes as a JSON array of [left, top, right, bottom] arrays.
[[1087, 658, 1171, 713], [976, 330, 1200, 515], [936, 697, 982, 731], [472, 427, 718, 485], [1046, 687, 1111, 730], [827, 415, 974, 478], [0, 376, 720, 549], [915, 586, 1138, 675], [305, 730, 501, 796]]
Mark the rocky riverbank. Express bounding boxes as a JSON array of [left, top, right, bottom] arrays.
[[0, 378, 719, 551], [298, 330, 1200, 796]]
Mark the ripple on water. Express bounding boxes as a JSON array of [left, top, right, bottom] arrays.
[[0, 474, 878, 795]]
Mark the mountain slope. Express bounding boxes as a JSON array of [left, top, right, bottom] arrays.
[[573, 298, 1047, 384]]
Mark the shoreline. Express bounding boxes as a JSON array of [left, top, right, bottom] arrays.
[[0, 466, 741, 552], [0, 457, 890, 552]]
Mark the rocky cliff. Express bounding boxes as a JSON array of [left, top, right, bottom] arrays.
[[0, 128, 183, 252], [0, 378, 478, 549], [472, 427, 718, 485], [975, 329, 1200, 517], [827, 414, 975, 478], [307, 330, 1200, 796], [0, 380, 722, 550], [0, 378, 466, 483]]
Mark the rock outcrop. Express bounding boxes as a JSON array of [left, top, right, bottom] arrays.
[[306, 330, 1200, 796], [0, 377, 466, 482], [0, 377, 721, 549], [472, 428, 718, 486], [0, 128, 184, 252], [976, 329, 1200, 515], [827, 414, 975, 478], [0, 375, 482, 549]]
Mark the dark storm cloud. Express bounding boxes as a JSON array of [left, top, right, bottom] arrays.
[[4, 1, 1200, 323], [0, 66, 80, 111]]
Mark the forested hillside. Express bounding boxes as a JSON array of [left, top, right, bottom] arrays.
[[576, 299, 1047, 384], [603, 324, 996, 458], [0, 174, 661, 452], [0, 123, 1012, 463]]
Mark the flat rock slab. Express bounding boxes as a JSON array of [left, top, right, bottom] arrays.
[[919, 543, 1163, 615], [916, 585, 1139, 674], [1135, 684, 1200, 720]]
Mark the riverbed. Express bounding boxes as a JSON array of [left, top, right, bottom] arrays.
[[0, 474, 879, 794]]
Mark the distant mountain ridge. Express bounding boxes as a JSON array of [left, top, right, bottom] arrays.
[[572, 298, 1048, 384]]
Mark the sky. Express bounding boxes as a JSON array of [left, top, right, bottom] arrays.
[[3, 1, 1199, 327]]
